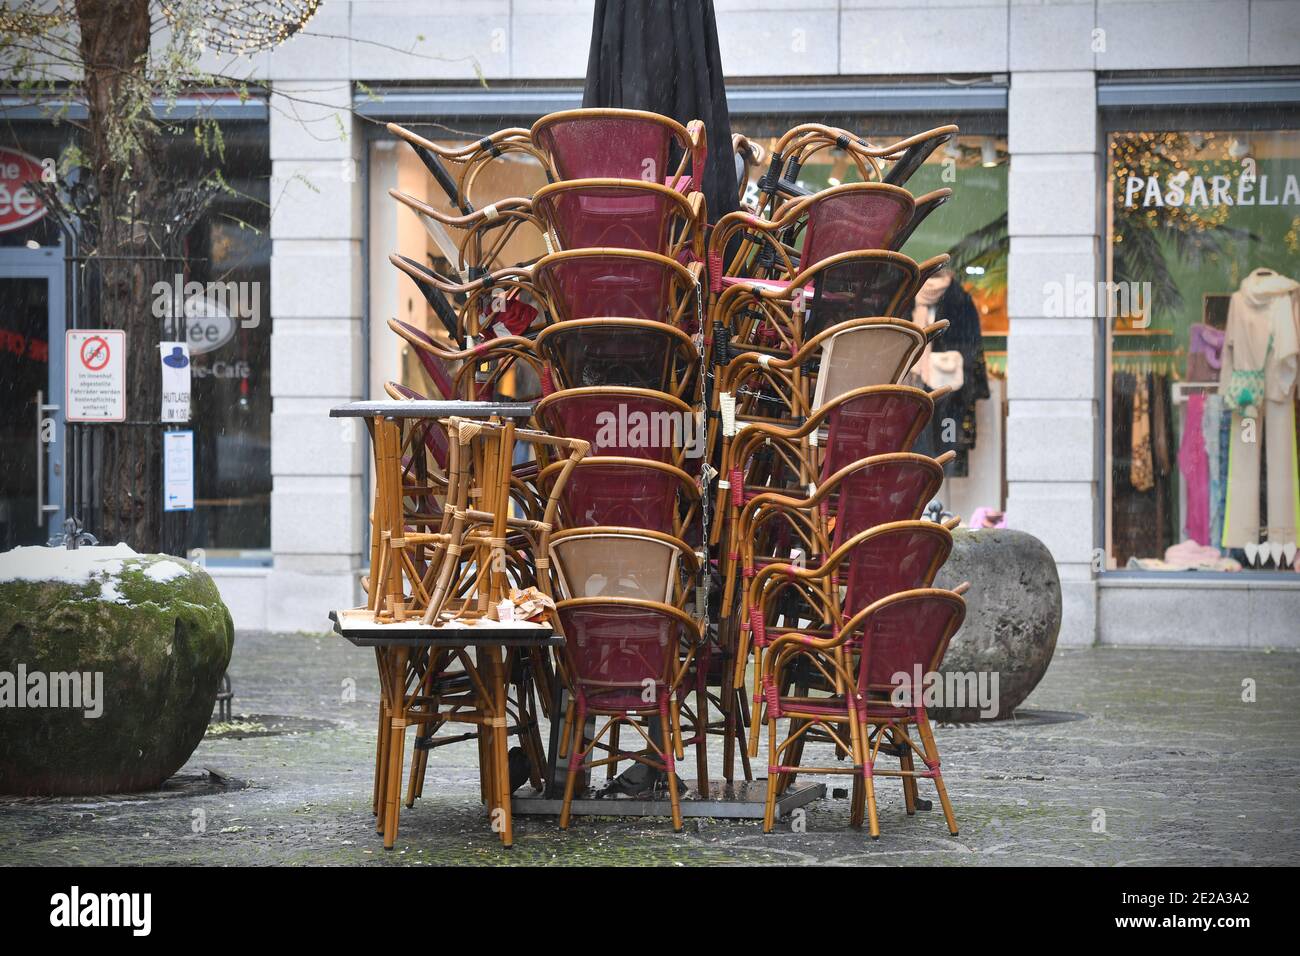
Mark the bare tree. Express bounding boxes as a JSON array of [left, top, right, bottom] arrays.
[[1, 1, 320, 551]]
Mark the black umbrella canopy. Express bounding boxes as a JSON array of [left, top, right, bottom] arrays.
[[582, 0, 739, 222]]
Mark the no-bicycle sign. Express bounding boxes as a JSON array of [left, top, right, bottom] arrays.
[[66, 329, 126, 422]]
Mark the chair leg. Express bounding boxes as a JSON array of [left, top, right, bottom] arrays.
[[414, 734, 430, 800], [898, 731, 919, 816], [660, 708, 682, 833], [476, 718, 490, 803], [863, 763, 880, 839], [383, 717, 408, 849], [514, 666, 546, 790], [557, 695, 574, 760], [606, 722, 620, 781], [522, 708, 547, 792], [916, 710, 958, 836], [372, 702, 389, 819], [559, 704, 586, 831], [736, 690, 754, 782], [778, 719, 805, 796], [721, 679, 736, 783], [672, 698, 685, 760], [849, 773, 865, 829], [695, 689, 709, 796], [762, 714, 780, 833], [405, 731, 422, 809]]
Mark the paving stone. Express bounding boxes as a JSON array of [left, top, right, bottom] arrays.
[[2, 633, 1296, 866]]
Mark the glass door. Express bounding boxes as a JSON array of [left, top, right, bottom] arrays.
[[0, 248, 65, 549]]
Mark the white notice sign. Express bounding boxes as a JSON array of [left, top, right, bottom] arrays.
[[163, 430, 194, 512], [159, 342, 191, 423], [66, 330, 126, 422]]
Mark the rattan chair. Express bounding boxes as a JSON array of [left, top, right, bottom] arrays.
[[759, 586, 968, 837], [532, 178, 704, 260], [531, 107, 706, 191]]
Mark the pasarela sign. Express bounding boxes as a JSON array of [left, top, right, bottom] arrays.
[[0, 148, 47, 233]]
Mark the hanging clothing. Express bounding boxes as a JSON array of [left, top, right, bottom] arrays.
[[1204, 394, 1230, 554], [912, 272, 990, 477], [1112, 370, 1163, 566], [1131, 375, 1154, 492], [1223, 401, 1300, 549], [582, 0, 738, 223], [1186, 323, 1225, 383], [1178, 391, 1210, 545], [1218, 269, 1300, 549]]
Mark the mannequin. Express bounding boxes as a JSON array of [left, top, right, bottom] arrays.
[[910, 269, 991, 476], [1218, 267, 1300, 556]]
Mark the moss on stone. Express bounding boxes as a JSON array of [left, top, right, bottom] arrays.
[[0, 554, 233, 796]]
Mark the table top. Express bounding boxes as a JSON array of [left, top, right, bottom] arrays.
[[329, 400, 535, 420], [330, 608, 562, 648]]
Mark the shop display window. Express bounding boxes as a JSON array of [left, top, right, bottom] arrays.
[[1106, 128, 1300, 573]]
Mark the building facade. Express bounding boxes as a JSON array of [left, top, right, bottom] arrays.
[[3, 1, 1299, 645]]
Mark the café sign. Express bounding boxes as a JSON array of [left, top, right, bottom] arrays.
[[0, 148, 48, 233]]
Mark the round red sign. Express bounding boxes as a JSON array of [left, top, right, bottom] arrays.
[[0, 148, 48, 234], [80, 334, 111, 371]]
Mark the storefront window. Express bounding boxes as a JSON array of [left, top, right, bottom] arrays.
[[183, 137, 272, 560], [1106, 128, 1300, 572], [368, 133, 548, 401], [0, 122, 270, 560], [733, 128, 1010, 522]]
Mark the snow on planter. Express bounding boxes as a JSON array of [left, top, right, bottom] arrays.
[[0, 545, 234, 796]]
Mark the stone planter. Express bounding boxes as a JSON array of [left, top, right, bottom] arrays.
[[932, 529, 1061, 722], [0, 545, 234, 796]]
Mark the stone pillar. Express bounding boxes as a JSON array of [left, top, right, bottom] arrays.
[[1005, 67, 1101, 646], [265, 80, 365, 630]]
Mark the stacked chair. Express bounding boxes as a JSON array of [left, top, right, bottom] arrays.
[[708, 121, 973, 838], [363, 108, 973, 842], [383, 109, 713, 834]]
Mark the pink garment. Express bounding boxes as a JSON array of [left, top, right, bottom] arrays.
[[1186, 324, 1225, 382], [1177, 392, 1210, 545], [1163, 539, 1230, 568], [969, 507, 1006, 529]]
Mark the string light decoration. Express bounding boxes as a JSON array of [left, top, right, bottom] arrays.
[[1109, 130, 1260, 325], [160, 0, 322, 55], [0, 6, 72, 37], [1111, 131, 1233, 235]]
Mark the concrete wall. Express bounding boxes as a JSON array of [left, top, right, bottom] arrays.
[[211, 0, 1300, 641]]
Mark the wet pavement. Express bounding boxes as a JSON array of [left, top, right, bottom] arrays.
[[3, 631, 1298, 866]]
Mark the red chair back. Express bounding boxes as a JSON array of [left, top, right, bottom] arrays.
[[534, 111, 684, 183], [802, 252, 919, 336], [536, 388, 689, 463], [840, 522, 953, 618], [534, 181, 687, 255], [800, 184, 914, 271], [557, 600, 686, 712], [820, 387, 933, 477], [856, 589, 966, 698], [535, 251, 688, 325], [830, 454, 945, 546], [557, 460, 685, 535], [536, 320, 695, 394]]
